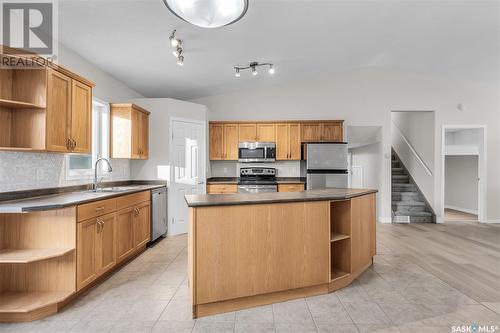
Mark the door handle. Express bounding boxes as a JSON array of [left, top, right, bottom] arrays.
[[197, 181, 205, 185]]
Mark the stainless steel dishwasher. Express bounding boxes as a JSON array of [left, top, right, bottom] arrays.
[[151, 187, 168, 242]]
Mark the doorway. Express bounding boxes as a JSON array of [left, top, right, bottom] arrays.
[[169, 117, 206, 235], [441, 126, 486, 223]]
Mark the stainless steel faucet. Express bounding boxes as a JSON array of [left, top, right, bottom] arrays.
[[93, 158, 113, 191]]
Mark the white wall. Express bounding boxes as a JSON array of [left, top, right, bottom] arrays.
[[445, 155, 478, 213], [192, 68, 500, 223], [130, 98, 207, 181], [349, 143, 383, 214], [0, 44, 144, 192]]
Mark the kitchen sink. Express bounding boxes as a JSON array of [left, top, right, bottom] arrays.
[[82, 186, 142, 193]]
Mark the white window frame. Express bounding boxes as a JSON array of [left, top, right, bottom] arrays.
[[65, 98, 110, 181]]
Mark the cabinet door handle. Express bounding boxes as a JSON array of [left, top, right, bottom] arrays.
[[73, 139, 77, 149], [96, 220, 101, 233], [67, 138, 72, 150]]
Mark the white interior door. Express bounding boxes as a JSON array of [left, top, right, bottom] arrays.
[[169, 119, 205, 235]]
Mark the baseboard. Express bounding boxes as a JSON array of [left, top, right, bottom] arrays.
[[485, 220, 500, 224], [378, 216, 392, 223], [444, 205, 478, 216]]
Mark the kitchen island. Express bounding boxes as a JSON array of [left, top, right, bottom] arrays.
[[184, 188, 377, 318]]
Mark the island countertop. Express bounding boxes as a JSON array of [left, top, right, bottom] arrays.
[[185, 188, 377, 207]]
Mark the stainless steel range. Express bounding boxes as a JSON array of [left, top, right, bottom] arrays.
[[238, 167, 277, 194]]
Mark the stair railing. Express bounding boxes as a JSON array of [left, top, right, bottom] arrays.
[[391, 120, 432, 176]]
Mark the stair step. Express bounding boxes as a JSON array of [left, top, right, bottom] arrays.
[[394, 211, 432, 217], [392, 201, 426, 206], [392, 201, 428, 212], [391, 161, 399, 167], [392, 175, 409, 183], [392, 192, 422, 201], [392, 215, 434, 223], [392, 168, 405, 175], [392, 184, 416, 192]]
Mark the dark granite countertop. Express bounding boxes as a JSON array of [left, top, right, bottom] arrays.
[[185, 188, 377, 207], [207, 177, 306, 184], [0, 182, 166, 213]]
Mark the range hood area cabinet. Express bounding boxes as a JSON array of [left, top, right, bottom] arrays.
[[0, 53, 94, 153], [208, 120, 344, 161], [110, 103, 150, 160]]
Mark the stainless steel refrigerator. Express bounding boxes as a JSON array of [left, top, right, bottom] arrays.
[[301, 143, 348, 190]]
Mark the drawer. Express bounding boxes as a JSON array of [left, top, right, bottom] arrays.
[[116, 191, 150, 210], [77, 198, 116, 222], [207, 184, 238, 194], [277, 183, 305, 192]]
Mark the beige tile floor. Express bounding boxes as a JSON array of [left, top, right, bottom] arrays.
[[1, 228, 499, 333]]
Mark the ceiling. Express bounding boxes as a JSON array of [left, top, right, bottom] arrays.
[[58, 0, 499, 100]]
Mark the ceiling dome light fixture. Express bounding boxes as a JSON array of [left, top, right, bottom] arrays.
[[163, 0, 249, 28], [234, 62, 275, 77]]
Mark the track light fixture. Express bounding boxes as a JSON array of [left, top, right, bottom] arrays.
[[234, 62, 275, 77], [169, 30, 185, 66]]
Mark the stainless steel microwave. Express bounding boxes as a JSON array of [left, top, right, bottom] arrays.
[[238, 142, 276, 163]]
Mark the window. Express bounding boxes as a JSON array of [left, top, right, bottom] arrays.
[[66, 98, 110, 180]]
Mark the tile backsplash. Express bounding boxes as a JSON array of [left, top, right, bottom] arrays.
[[0, 152, 130, 192], [210, 160, 301, 177]]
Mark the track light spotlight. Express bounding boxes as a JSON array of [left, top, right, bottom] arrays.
[[169, 30, 181, 47], [177, 55, 184, 66], [234, 62, 275, 77], [172, 46, 182, 57]]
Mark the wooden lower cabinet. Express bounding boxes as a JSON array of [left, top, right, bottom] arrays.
[[116, 207, 136, 263], [134, 202, 151, 249], [277, 183, 304, 192], [77, 191, 152, 291], [76, 218, 98, 290], [76, 212, 117, 291], [97, 213, 116, 275], [207, 184, 238, 194]]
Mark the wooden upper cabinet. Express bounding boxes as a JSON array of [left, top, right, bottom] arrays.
[[209, 123, 224, 160], [301, 123, 322, 142], [238, 124, 257, 142], [321, 122, 343, 142], [0, 53, 94, 153], [46, 70, 72, 152], [71, 80, 92, 153], [275, 124, 289, 160], [289, 124, 301, 159], [224, 124, 239, 160], [257, 124, 275, 141], [276, 123, 301, 160], [110, 103, 150, 160], [209, 122, 238, 161], [301, 121, 343, 142]]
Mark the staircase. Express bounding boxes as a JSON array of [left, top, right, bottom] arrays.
[[392, 150, 435, 223]]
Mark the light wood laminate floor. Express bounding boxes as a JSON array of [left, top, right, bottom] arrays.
[[444, 208, 478, 222], [0, 222, 499, 333]]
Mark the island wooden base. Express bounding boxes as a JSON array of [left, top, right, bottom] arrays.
[[188, 193, 376, 318]]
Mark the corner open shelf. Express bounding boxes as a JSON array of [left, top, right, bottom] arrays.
[[331, 233, 350, 242], [0, 207, 76, 321], [330, 200, 352, 282], [0, 99, 45, 109], [0, 291, 72, 314], [0, 248, 74, 264]]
